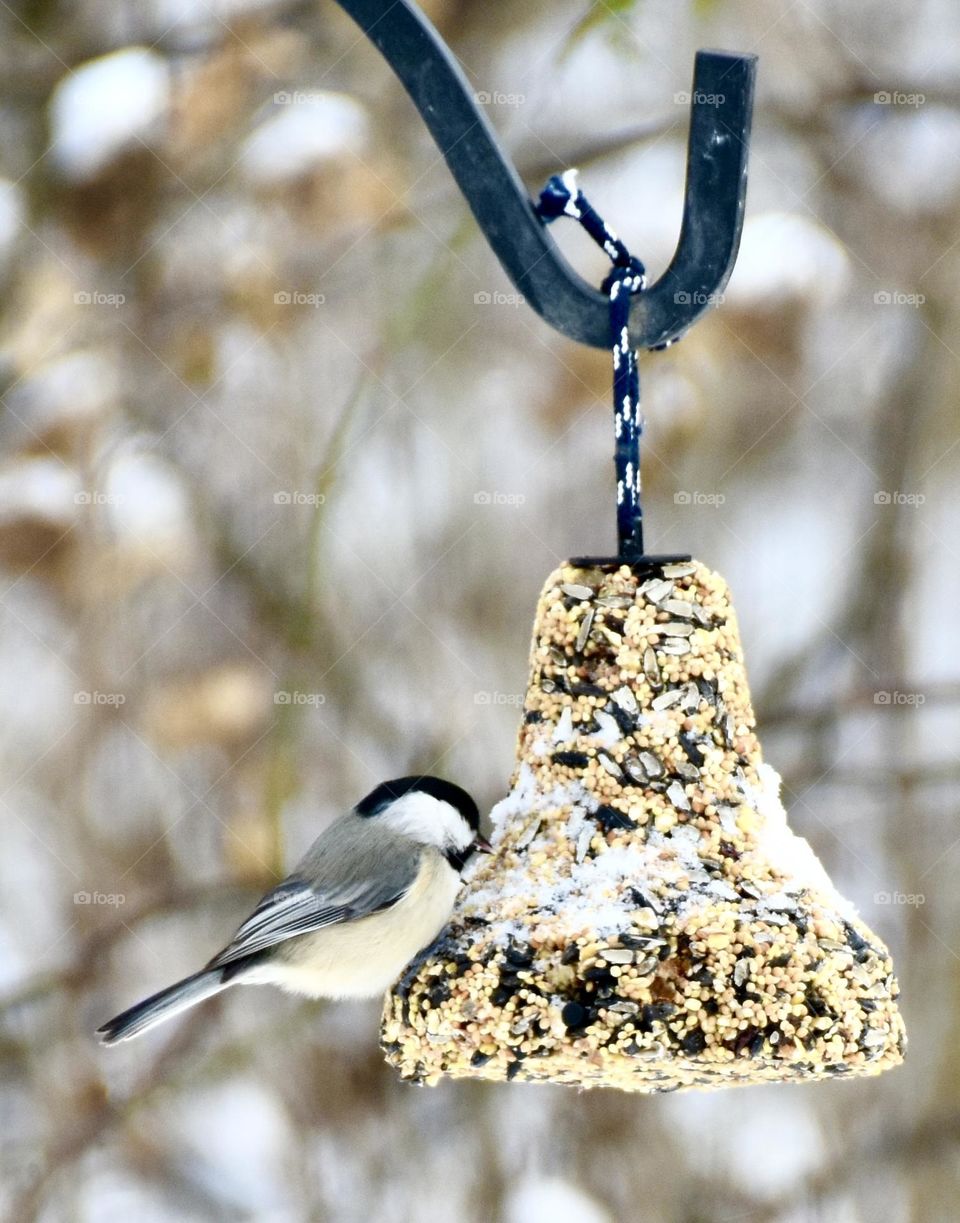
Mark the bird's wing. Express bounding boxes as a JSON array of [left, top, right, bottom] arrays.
[[208, 826, 423, 967]]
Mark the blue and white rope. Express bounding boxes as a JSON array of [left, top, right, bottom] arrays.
[[537, 168, 653, 559]]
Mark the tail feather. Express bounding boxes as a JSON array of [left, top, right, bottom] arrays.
[[97, 968, 231, 1045]]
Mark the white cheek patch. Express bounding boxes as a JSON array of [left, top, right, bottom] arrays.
[[379, 791, 472, 851]]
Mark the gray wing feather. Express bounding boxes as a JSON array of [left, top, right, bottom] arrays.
[[208, 815, 423, 967]]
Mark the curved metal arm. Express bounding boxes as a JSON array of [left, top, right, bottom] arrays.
[[333, 0, 756, 350]]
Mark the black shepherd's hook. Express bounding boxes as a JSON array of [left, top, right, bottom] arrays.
[[332, 0, 756, 352]]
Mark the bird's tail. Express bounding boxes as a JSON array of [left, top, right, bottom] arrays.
[[97, 968, 231, 1045]]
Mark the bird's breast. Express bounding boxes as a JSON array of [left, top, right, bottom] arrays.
[[254, 852, 461, 999]]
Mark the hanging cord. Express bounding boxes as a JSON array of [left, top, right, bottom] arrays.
[[537, 169, 668, 560]]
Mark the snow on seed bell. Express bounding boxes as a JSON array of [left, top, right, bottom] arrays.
[[381, 559, 906, 1092]]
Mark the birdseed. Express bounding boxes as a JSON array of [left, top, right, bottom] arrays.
[[382, 559, 906, 1092]]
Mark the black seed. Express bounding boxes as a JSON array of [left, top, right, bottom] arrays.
[[470, 1050, 493, 1067], [679, 732, 706, 767], [569, 681, 607, 698], [505, 1060, 523, 1081], [749, 1032, 766, 1057], [642, 1002, 676, 1027], [490, 984, 516, 1007], [606, 703, 635, 735], [552, 750, 590, 768], [843, 921, 872, 961], [505, 941, 534, 968], [679, 1028, 707, 1055], [524, 710, 543, 724], [561, 1001, 588, 1030], [594, 803, 637, 831], [561, 944, 580, 965]]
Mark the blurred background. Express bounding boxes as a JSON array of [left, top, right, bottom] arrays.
[[0, 0, 956, 1219]]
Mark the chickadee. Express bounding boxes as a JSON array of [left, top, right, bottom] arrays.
[[98, 776, 489, 1045]]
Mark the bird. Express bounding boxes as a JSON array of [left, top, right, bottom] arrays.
[[97, 775, 489, 1045]]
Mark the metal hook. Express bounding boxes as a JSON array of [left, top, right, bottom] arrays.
[[333, 0, 756, 350]]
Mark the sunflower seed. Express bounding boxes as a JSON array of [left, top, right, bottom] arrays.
[[608, 999, 640, 1014], [692, 604, 713, 627], [638, 750, 664, 778], [862, 1028, 887, 1048], [624, 757, 648, 784], [601, 948, 635, 965], [643, 647, 661, 688], [576, 609, 595, 652], [677, 762, 700, 782], [562, 583, 594, 601], [662, 562, 696, 578], [660, 639, 692, 655], [666, 780, 691, 810], [717, 805, 738, 834], [576, 825, 594, 862], [596, 594, 633, 608], [662, 598, 695, 618], [651, 688, 683, 711], [733, 959, 751, 987], [612, 685, 638, 716], [517, 818, 541, 849], [636, 956, 659, 975], [762, 892, 798, 913], [681, 683, 700, 712], [630, 1042, 666, 1060], [597, 752, 623, 779], [659, 621, 694, 637], [640, 578, 674, 605]]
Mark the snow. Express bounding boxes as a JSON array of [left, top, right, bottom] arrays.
[[49, 48, 170, 179], [505, 1175, 613, 1223], [242, 93, 368, 185], [726, 211, 850, 306], [741, 761, 854, 914]]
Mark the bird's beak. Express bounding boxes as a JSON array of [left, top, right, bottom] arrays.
[[472, 833, 493, 854]]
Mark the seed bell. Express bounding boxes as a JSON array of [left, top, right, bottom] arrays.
[[381, 558, 905, 1091]]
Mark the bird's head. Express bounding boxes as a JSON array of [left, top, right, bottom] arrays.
[[355, 776, 491, 870]]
